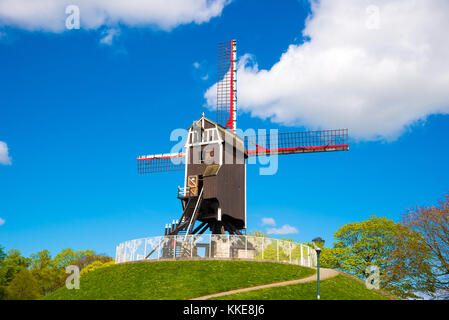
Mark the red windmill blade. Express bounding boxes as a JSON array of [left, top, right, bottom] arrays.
[[244, 129, 349, 157], [137, 153, 185, 174], [217, 40, 237, 133]]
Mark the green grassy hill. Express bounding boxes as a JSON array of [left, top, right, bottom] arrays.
[[212, 274, 392, 300], [44, 260, 314, 300], [43, 260, 393, 300]]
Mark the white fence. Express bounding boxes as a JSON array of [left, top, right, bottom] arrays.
[[115, 235, 317, 267]]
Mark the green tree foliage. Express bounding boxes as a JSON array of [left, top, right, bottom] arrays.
[[247, 230, 313, 264], [0, 247, 113, 299], [320, 216, 428, 298], [0, 249, 31, 288], [383, 225, 432, 296], [249, 229, 268, 238], [53, 248, 80, 269], [74, 252, 113, 270], [6, 268, 41, 300], [80, 260, 115, 277], [322, 216, 400, 274], [44, 249, 113, 295], [52, 248, 112, 270], [0, 246, 7, 299], [398, 193, 449, 295], [30, 249, 53, 269], [29, 250, 64, 295], [0, 246, 6, 263]]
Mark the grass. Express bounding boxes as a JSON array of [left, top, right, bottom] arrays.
[[212, 274, 392, 300], [44, 260, 315, 300]]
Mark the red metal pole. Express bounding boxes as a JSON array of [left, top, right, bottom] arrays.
[[230, 40, 234, 131]]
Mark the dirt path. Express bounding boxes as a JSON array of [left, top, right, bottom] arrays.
[[190, 268, 339, 300]]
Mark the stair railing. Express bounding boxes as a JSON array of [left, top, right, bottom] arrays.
[[184, 187, 204, 241]]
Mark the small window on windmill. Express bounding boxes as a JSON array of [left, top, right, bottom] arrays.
[[192, 131, 200, 144], [203, 129, 215, 142], [192, 124, 202, 144], [203, 164, 221, 177]]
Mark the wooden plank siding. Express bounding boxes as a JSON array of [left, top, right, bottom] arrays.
[[185, 116, 247, 231]]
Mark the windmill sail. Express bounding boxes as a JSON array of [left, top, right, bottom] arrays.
[[137, 153, 185, 174], [217, 40, 237, 133], [244, 129, 349, 157]]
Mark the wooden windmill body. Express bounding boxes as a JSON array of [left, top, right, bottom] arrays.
[[178, 115, 247, 236]]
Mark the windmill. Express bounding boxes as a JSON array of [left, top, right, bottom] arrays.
[[137, 40, 349, 242]]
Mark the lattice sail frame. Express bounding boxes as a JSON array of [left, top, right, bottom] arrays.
[[217, 40, 237, 133], [137, 153, 185, 174], [244, 129, 349, 157]]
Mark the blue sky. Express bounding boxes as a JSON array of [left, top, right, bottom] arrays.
[[1, 0, 448, 257]]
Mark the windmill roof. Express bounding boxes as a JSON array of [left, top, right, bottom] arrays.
[[189, 115, 244, 143]]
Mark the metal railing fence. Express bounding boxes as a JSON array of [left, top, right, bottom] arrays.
[[115, 235, 317, 267]]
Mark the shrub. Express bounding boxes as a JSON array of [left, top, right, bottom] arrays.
[[80, 260, 115, 277]]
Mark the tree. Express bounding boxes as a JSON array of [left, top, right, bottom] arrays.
[[73, 251, 113, 270], [6, 269, 41, 300], [0, 246, 6, 264], [30, 250, 53, 270], [327, 216, 403, 275], [52, 248, 112, 270], [0, 246, 7, 299], [29, 250, 63, 295], [383, 224, 433, 297], [249, 229, 268, 238], [0, 249, 31, 286], [0, 247, 114, 299], [400, 193, 449, 293], [53, 248, 80, 269], [321, 216, 426, 297]]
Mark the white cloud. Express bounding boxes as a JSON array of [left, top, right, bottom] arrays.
[[261, 217, 276, 226], [193, 61, 210, 81], [205, 0, 449, 140], [0, 218, 4, 226], [267, 224, 299, 235], [0, 141, 11, 165], [0, 0, 230, 32]]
